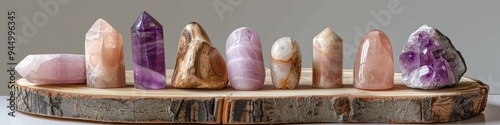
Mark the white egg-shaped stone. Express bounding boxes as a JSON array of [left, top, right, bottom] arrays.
[[270, 37, 302, 89]]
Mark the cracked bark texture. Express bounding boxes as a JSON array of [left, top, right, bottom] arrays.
[[12, 84, 221, 123], [11, 69, 488, 124], [224, 89, 488, 124]]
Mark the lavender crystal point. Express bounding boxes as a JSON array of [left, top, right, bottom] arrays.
[[400, 25, 466, 89], [131, 11, 166, 89]]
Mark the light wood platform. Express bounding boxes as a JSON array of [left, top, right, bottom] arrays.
[[11, 68, 489, 124]]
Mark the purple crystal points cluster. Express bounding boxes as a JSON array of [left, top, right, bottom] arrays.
[[131, 11, 166, 89], [399, 25, 466, 89]]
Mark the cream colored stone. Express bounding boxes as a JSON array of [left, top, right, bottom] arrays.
[[270, 37, 302, 89], [313, 28, 343, 88]]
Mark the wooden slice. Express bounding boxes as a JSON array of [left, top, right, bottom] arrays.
[[11, 68, 489, 124]]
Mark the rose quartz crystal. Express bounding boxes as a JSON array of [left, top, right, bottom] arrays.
[[353, 30, 394, 90], [16, 54, 86, 84]]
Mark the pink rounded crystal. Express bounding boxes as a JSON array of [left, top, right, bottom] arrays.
[[225, 27, 265, 90], [353, 30, 394, 90]]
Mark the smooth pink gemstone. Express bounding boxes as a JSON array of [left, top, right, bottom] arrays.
[[225, 27, 265, 90], [16, 54, 86, 84], [353, 30, 394, 90]]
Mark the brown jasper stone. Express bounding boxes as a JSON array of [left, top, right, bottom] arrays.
[[171, 22, 228, 89]]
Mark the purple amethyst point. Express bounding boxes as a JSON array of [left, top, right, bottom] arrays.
[[131, 11, 166, 89]]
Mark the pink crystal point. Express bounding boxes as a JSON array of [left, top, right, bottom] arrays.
[[312, 27, 343, 88], [270, 37, 302, 89], [85, 18, 126, 88], [353, 30, 394, 90], [225, 27, 265, 90], [16, 54, 86, 84]]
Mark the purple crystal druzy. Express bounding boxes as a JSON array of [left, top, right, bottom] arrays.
[[399, 25, 466, 89], [131, 11, 166, 89], [225, 27, 265, 90]]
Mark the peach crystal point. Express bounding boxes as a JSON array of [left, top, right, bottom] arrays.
[[85, 18, 126, 88]]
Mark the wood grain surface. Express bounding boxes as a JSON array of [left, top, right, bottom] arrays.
[[11, 68, 489, 124]]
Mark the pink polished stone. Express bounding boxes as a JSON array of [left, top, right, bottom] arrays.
[[353, 30, 394, 90], [15, 54, 86, 84], [225, 27, 265, 90]]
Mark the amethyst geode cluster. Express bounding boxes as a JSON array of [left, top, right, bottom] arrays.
[[399, 25, 467, 89]]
